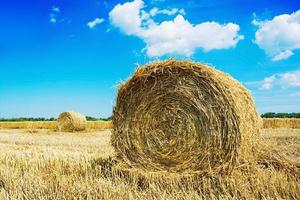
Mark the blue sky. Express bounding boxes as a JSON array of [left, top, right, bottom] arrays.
[[0, 0, 299, 118]]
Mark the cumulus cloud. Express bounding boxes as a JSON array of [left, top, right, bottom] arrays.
[[140, 15, 243, 56], [109, 0, 243, 57], [87, 18, 105, 28], [109, 0, 144, 35], [260, 69, 300, 90], [253, 10, 300, 61]]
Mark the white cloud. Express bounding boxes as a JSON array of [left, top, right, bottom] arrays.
[[158, 8, 178, 15], [140, 15, 243, 57], [149, 8, 185, 16], [280, 70, 300, 87], [150, 8, 159, 16], [260, 75, 276, 90], [50, 6, 60, 24], [50, 17, 56, 23], [50, 14, 57, 24], [52, 6, 60, 13], [87, 18, 105, 28], [272, 50, 294, 61], [178, 8, 185, 15], [109, 0, 144, 35], [50, 18, 57, 23], [109, 0, 243, 57], [253, 10, 300, 61], [259, 69, 300, 90]]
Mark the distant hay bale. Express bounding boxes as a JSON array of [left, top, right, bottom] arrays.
[[112, 59, 261, 174], [57, 111, 87, 132]]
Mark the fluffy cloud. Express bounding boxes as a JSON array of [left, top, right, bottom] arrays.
[[140, 15, 243, 56], [253, 10, 300, 61], [87, 18, 105, 28], [109, 0, 243, 57], [260, 69, 300, 90], [109, 0, 144, 35]]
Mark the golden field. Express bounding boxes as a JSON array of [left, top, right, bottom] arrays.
[[1, 118, 299, 130], [0, 128, 299, 199], [263, 118, 300, 129], [0, 121, 112, 130]]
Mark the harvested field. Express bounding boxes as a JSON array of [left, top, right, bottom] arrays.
[[0, 121, 57, 129], [0, 121, 112, 130], [0, 128, 299, 199], [263, 118, 300, 129], [87, 121, 112, 130], [1, 118, 299, 130]]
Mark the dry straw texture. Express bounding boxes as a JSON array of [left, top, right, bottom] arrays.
[[112, 59, 261, 174], [0, 121, 112, 130], [57, 111, 87, 132], [87, 121, 112, 130], [0, 129, 299, 199], [263, 118, 300, 129], [0, 121, 57, 129]]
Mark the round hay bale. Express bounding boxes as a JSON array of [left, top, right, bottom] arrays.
[[112, 59, 261, 174], [57, 111, 87, 132]]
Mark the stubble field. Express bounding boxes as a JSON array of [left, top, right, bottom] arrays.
[[0, 128, 299, 199]]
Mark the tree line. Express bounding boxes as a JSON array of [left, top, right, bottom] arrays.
[[0, 116, 112, 122], [260, 112, 300, 118], [0, 113, 299, 121]]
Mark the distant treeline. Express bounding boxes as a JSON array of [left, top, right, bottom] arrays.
[[261, 112, 300, 118], [1, 113, 299, 121], [0, 117, 56, 122], [0, 116, 112, 122], [85, 116, 112, 121]]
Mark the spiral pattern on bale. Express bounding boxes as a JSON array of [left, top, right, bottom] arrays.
[[112, 60, 261, 173], [57, 111, 87, 132]]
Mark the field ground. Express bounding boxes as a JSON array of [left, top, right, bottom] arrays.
[[0, 129, 299, 199], [0, 118, 299, 130]]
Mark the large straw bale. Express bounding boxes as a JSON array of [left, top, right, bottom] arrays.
[[112, 60, 261, 174], [57, 111, 87, 132]]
